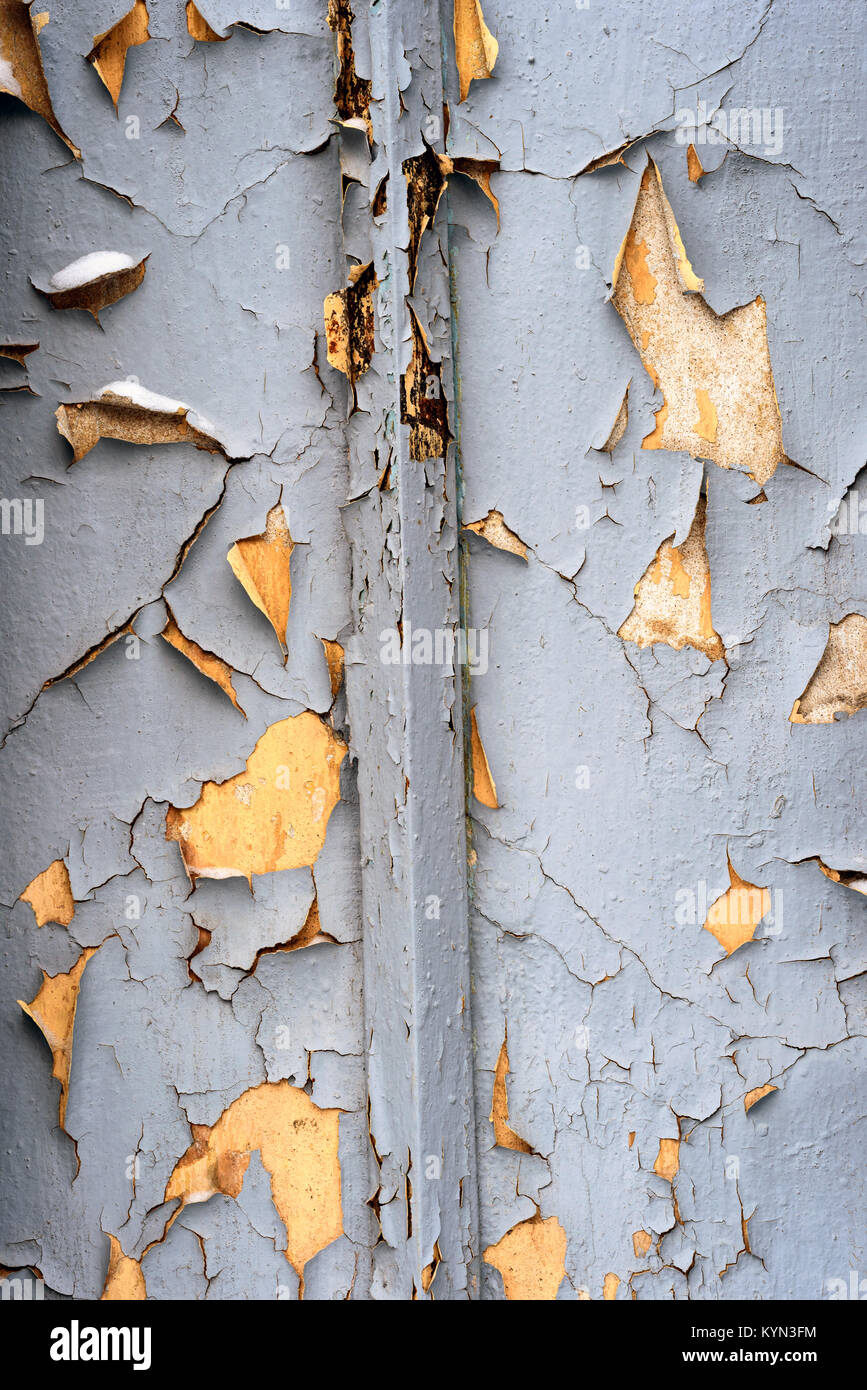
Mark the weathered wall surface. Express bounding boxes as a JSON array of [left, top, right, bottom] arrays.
[[1, 0, 864, 1301]]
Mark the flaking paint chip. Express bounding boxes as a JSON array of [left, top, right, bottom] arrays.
[[0, 341, 38, 365], [618, 493, 724, 661], [165, 713, 346, 882], [790, 614, 867, 724], [0, 0, 79, 154], [87, 0, 150, 109], [453, 0, 498, 103], [815, 860, 867, 896], [34, 252, 147, 320], [185, 0, 226, 41], [227, 503, 294, 659], [161, 607, 245, 715], [613, 160, 785, 486], [400, 307, 451, 462], [686, 143, 705, 182], [484, 1213, 567, 1301], [323, 261, 377, 388], [327, 0, 371, 140], [464, 510, 527, 560], [56, 382, 223, 462], [632, 1229, 652, 1257], [320, 638, 345, 700], [703, 857, 770, 955], [403, 146, 499, 292], [19, 858, 74, 927], [744, 1083, 777, 1113], [490, 1031, 533, 1153], [18, 946, 97, 1128], [470, 706, 498, 808], [165, 1080, 342, 1284]]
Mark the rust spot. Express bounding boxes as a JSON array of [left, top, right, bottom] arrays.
[[323, 261, 377, 390], [400, 307, 451, 461]]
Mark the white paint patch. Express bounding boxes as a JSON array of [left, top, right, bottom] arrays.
[[50, 251, 137, 290]]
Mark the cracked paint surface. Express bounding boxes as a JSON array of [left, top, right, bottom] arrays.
[[1, 0, 864, 1303]]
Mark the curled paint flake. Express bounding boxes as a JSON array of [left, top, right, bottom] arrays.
[[86, 1, 151, 109], [490, 1032, 534, 1153], [470, 706, 498, 808], [453, 0, 498, 103], [464, 510, 527, 560], [34, 252, 148, 320], [18, 946, 97, 1128], [0, 0, 79, 154], [227, 503, 294, 659], [161, 607, 245, 715]]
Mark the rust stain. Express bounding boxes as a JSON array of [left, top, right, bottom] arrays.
[[618, 492, 725, 661], [0, 0, 79, 154], [327, 0, 371, 140], [19, 859, 74, 927], [227, 503, 294, 659], [323, 261, 377, 389], [87, 0, 150, 109], [612, 160, 785, 486], [703, 856, 770, 955], [18, 946, 97, 1128], [403, 147, 499, 291], [400, 307, 451, 462], [165, 713, 346, 883], [790, 614, 867, 724], [484, 1213, 567, 1301]]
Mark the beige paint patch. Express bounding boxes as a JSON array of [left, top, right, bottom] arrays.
[[87, 1, 150, 108], [703, 857, 770, 955], [470, 706, 498, 809], [19, 859, 74, 927], [454, 0, 498, 102], [56, 395, 223, 463], [0, 0, 79, 154], [744, 1083, 777, 1113], [653, 1137, 680, 1183], [484, 1214, 567, 1301], [18, 946, 97, 1128], [632, 1229, 653, 1257], [165, 713, 346, 882], [161, 610, 244, 715], [618, 493, 725, 661], [490, 1032, 533, 1153], [101, 1235, 146, 1300], [227, 504, 294, 659], [165, 1080, 342, 1281], [35, 257, 147, 320], [612, 160, 785, 486], [185, 0, 226, 41], [790, 614, 867, 724], [464, 509, 527, 560], [323, 261, 377, 388]]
